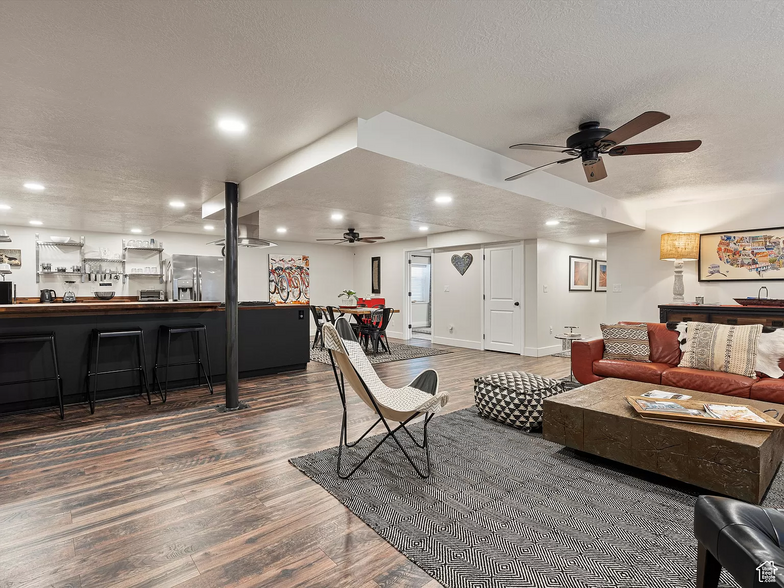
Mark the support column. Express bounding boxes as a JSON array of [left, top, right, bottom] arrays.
[[221, 181, 242, 411]]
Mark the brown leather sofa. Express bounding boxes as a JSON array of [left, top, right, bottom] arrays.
[[571, 322, 784, 402]]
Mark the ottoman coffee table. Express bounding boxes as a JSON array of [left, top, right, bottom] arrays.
[[543, 378, 784, 504]]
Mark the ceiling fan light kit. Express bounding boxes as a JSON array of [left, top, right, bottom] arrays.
[[506, 111, 701, 183]]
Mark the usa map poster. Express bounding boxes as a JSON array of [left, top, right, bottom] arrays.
[[699, 227, 784, 282]]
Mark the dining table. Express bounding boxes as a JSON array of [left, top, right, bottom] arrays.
[[315, 306, 400, 354]]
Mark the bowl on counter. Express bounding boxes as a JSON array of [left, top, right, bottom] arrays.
[[94, 292, 116, 301]]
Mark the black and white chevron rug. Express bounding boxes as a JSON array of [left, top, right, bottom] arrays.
[[290, 408, 779, 588]]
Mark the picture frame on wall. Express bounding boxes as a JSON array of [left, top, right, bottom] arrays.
[[698, 227, 784, 282], [371, 256, 381, 294], [594, 259, 607, 292], [569, 255, 592, 291], [0, 249, 21, 267]]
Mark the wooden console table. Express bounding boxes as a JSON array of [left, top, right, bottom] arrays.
[[659, 304, 784, 328]]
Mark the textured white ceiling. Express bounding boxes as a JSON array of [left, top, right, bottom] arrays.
[[0, 0, 781, 235], [170, 149, 624, 247]]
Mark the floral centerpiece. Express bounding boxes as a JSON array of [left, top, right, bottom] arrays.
[[338, 289, 358, 306]]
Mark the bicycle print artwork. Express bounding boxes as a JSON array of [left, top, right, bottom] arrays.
[[269, 254, 310, 304]]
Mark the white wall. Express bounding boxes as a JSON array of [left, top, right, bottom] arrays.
[[607, 194, 784, 323], [1, 225, 354, 334], [352, 237, 427, 338], [530, 239, 607, 355], [432, 246, 483, 349]]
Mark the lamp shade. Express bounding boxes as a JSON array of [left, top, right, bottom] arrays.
[[660, 232, 700, 261]]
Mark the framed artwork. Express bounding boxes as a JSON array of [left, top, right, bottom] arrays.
[[594, 259, 607, 292], [371, 256, 381, 294], [699, 227, 784, 282], [268, 255, 310, 304], [569, 255, 592, 291], [0, 249, 21, 267]]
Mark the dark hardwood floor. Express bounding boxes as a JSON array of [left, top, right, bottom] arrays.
[[0, 338, 570, 588]]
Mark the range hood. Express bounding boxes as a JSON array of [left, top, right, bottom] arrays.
[[0, 230, 11, 243], [207, 213, 278, 249]]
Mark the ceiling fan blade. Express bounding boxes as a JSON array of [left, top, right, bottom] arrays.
[[316, 238, 345, 241], [504, 156, 579, 182], [361, 239, 378, 244], [359, 236, 385, 241], [583, 157, 607, 183], [608, 140, 702, 156], [599, 111, 670, 147], [509, 143, 571, 152]]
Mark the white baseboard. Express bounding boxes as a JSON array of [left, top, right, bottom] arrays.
[[387, 329, 405, 340], [524, 344, 561, 357], [432, 336, 482, 350]]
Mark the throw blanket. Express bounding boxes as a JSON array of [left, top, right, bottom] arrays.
[[667, 321, 784, 379]]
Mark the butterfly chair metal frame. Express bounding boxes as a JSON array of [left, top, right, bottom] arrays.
[[324, 318, 448, 479]]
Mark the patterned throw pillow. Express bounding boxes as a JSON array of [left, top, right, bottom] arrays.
[[600, 323, 651, 362], [678, 322, 762, 378]]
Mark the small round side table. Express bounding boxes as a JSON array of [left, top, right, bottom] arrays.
[[554, 327, 583, 383]]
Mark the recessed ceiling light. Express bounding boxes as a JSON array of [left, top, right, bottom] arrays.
[[130, 228, 142, 234], [24, 182, 45, 191], [434, 194, 453, 204], [169, 200, 185, 209], [419, 226, 429, 231], [204, 225, 215, 231], [217, 117, 247, 135], [276, 227, 287, 234], [545, 220, 560, 226], [29, 220, 43, 226], [331, 213, 344, 221], [0, 204, 10, 210], [589, 238, 600, 244]]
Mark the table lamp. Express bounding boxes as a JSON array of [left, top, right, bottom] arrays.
[[660, 232, 700, 304]]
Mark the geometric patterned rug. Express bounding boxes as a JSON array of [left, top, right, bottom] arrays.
[[289, 408, 768, 588], [310, 341, 451, 365]]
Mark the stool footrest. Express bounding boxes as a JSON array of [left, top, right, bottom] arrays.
[[0, 376, 60, 386]]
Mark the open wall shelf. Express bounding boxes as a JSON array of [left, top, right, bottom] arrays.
[[35, 235, 165, 285]]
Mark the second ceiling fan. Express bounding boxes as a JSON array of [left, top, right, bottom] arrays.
[[505, 111, 701, 183], [316, 228, 385, 244]]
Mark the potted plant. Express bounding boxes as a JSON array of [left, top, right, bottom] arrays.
[[338, 289, 358, 307]]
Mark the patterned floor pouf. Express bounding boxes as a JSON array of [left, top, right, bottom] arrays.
[[473, 371, 565, 431]]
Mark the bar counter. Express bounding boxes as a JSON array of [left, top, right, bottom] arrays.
[[0, 301, 310, 415]]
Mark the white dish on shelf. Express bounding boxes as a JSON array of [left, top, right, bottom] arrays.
[[49, 236, 73, 244]]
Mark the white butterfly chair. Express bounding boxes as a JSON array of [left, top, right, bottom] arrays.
[[323, 317, 449, 478]]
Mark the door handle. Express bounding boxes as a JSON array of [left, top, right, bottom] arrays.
[[514, 302, 520, 306]]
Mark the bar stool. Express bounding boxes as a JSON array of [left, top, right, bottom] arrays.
[[0, 333, 64, 419], [86, 328, 151, 414], [153, 324, 213, 402]]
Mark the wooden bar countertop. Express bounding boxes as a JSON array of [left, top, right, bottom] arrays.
[[0, 300, 307, 318]]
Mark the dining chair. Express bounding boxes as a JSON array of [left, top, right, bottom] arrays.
[[310, 306, 327, 349], [325, 306, 339, 324], [361, 307, 393, 354]]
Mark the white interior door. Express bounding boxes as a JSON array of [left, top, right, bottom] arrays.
[[484, 244, 523, 353]]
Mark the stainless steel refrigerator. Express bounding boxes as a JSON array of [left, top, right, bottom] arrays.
[[171, 255, 225, 301]]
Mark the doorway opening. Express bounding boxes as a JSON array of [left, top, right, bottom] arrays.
[[407, 250, 432, 341]]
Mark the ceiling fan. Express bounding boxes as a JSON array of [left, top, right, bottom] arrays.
[[505, 111, 701, 183], [316, 228, 386, 244]]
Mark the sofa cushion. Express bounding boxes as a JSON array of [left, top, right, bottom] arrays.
[[593, 360, 671, 384], [678, 322, 762, 378], [600, 323, 650, 362], [750, 378, 784, 404], [661, 367, 753, 398], [647, 323, 682, 365]]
